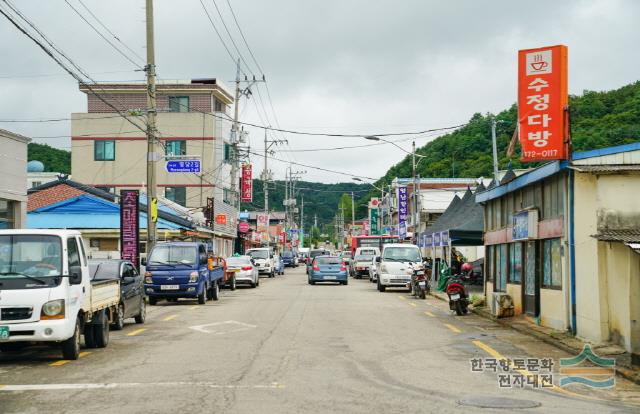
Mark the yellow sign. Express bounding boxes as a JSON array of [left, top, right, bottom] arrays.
[[151, 198, 158, 223]]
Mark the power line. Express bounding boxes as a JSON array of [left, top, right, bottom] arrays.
[[210, 0, 253, 75], [0, 69, 137, 79], [224, 0, 263, 75], [198, 0, 242, 73], [63, 0, 143, 68]]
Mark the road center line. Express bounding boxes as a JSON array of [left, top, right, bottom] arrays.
[[409, 303, 417, 307], [444, 323, 461, 333], [0, 382, 285, 392], [398, 296, 406, 301], [79, 352, 91, 358], [126, 328, 147, 337], [424, 311, 435, 317], [49, 360, 69, 367], [163, 314, 178, 321], [189, 306, 198, 310]]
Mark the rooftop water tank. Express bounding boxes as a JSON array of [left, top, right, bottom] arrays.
[[27, 160, 45, 172]]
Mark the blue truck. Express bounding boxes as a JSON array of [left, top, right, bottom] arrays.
[[143, 242, 225, 305]]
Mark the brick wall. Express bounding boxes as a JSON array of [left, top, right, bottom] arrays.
[[88, 93, 212, 113], [28, 184, 86, 211]]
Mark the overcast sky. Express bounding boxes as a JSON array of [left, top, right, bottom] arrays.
[[1, 0, 638, 183]]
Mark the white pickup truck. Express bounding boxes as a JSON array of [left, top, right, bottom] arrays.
[[0, 229, 120, 359]]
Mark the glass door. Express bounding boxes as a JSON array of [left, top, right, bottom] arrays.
[[523, 241, 539, 316]]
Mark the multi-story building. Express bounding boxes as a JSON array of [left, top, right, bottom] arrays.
[[71, 79, 234, 210], [0, 128, 30, 229]]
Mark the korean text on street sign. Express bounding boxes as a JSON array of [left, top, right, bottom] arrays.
[[518, 45, 568, 162], [241, 164, 253, 202], [120, 190, 139, 270], [370, 207, 379, 235], [397, 186, 408, 236], [166, 159, 201, 173], [238, 221, 250, 233]]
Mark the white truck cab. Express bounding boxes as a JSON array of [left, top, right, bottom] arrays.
[[376, 243, 423, 292], [245, 248, 275, 278], [0, 229, 120, 359]]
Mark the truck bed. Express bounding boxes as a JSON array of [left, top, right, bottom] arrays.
[[89, 279, 120, 312]]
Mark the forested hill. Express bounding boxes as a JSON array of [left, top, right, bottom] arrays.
[[378, 81, 640, 183], [27, 142, 72, 174]]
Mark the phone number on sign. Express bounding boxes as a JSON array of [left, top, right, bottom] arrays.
[[523, 149, 559, 159]]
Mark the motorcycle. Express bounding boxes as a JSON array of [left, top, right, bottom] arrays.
[[445, 274, 469, 315], [459, 262, 483, 286], [407, 262, 429, 299]]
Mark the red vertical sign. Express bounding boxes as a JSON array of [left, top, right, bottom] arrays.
[[241, 164, 253, 202], [120, 190, 140, 269], [518, 45, 568, 162]]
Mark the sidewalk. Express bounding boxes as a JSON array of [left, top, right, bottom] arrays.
[[429, 289, 640, 385]]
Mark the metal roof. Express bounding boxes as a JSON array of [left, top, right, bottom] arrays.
[[572, 142, 640, 161], [570, 165, 640, 173], [592, 229, 640, 244]]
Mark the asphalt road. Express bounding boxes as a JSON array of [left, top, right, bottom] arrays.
[[1, 266, 640, 413]]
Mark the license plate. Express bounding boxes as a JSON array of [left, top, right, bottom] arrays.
[[0, 326, 9, 341], [160, 285, 180, 290], [324, 276, 337, 280], [418, 281, 426, 288], [451, 293, 460, 300], [415, 270, 424, 275], [228, 269, 240, 273]]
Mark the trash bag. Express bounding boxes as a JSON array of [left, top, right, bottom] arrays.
[[437, 261, 452, 292]]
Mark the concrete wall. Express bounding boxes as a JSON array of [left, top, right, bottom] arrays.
[[0, 130, 29, 228], [540, 288, 565, 330]]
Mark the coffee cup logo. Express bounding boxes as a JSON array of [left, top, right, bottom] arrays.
[[526, 50, 552, 75]]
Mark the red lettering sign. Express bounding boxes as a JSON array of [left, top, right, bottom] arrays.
[[518, 45, 568, 162], [120, 190, 140, 269], [241, 164, 253, 202], [215, 214, 227, 225]]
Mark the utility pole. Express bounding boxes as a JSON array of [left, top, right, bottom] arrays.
[[230, 58, 241, 209], [412, 141, 418, 242], [145, 0, 158, 253], [351, 192, 355, 228], [300, 195, 304, 248], [314, 213, 317, 228], [263, 129, 269, 249], [491, 118, 500, 182]]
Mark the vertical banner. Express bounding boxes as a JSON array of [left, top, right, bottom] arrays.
[[370, 208, 379, 235], [518, 45, 568, 162], [120, 190, 140, 269], [241, 164, 253, 202], [279, 232, 286, 244], [257, 213, 269, 232], [397, 186, 408, 237], [206, 197, 214, 228]]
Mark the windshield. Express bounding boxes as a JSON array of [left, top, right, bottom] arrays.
[[226, 257, 251, 266], [310, 250, 327, 258], [148, 245, 197, 265], [355, 254, 374, 261], [0, 235, 62, 278], [247, 250, 269, 259], [282, 251, 293, 258], [316, 257, 341, 265], [382, 247, 422, 262]]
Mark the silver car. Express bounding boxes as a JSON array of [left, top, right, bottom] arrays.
[[226, 256, 260, 288]]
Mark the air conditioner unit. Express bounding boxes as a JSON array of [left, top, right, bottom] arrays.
[[492, 293, 514, 318]]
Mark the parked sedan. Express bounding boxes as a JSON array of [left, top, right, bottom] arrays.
[[369, 257, 380, 283], [225, 256, 259, 288], [308, 256, 348, 285], [89, 259, 146, 330]]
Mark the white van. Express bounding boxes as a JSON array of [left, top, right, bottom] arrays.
[[376, 243, 423, 292]]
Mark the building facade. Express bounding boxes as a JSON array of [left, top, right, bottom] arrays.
[[0, 129, 30, 229], [71, 79, 234, 210]]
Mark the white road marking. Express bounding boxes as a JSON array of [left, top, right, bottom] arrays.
[[189, 320, 257, 335], [0, 382, 284, 391]]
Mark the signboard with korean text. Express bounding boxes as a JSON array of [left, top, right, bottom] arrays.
[[238, 221, 250, 233], [205, 197, 214, 228], [518, 45, 568, 162], [512, 210, 539, 241], [398, 221, 407, 240], [120, 190, 140, 269], [166, 160, 201, 173], [397, 186, 408, 237], [256, 213, 269, 232], [241, 164, 253, 202], [440, 230, 450, 247], [369, 208, 379, 235], [433, 232, 441, 246], [425, 234, 433, 247], [215, 214, 227, 225]]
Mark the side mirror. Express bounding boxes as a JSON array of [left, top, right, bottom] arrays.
[[141, 258, 147, 266], [200, 255, 208, 265], [69, 265, 82, 285], [376, 256, 381, 263]]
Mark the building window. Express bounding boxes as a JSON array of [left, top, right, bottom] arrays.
[[0, 200, 14, 229], [165, 187, 186, 206], [542, 238, 562, 288], [214, 99, 224, 112], [166, 140, 186, 156], [94, 140, 115, 161], [509, 242, 522, 283], [169, 96, 189, 112], [495, 244, 508, 292], [486, 245, 494, 282], [31, 181, 42, 188]]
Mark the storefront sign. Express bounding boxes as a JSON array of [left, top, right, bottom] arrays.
[[238, 221, 250, 233], [397, 186, 408, 238], [215, 214, 227, 225], [425, 234, 433, 247], [279, 232, 286, 244], [398, 221, 407, 239], [120, 190, 139, 269], [433, 232, 441, 246], [241, 164, 253, 202], [256, 213, 269, 232], [512, 210, 539, 241], [441, 230, 450, 246], [518, 45, 569, 162], [370, 208, 379, 235]]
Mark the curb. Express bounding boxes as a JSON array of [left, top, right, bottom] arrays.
[[468, 306, 640, 386]]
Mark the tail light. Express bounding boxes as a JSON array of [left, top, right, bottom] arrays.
[[416, 274, 425, 281], [313, 263, 320, 271], [340, 265, 347, 272], [241, 266, 252, 271]]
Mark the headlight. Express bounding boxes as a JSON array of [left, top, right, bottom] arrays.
[[380, 264, 387, 273], [41, 299, 65, 319], [189, 271, 199, 283], [144, 271, 153, 284]]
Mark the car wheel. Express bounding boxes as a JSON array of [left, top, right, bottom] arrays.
[[377, 280, 386, 292], [135, 299, 146, 324], [94, 311, 109, 348], [0, 343, 25, 352], [198, 285, 206, 304], [230, 276, 237, 291], [84, 324, 96, 349], [211, 280, 220, 301], [149, 297, 158, 306], [62, 319, 81, 360], [256, 275, 260, 286], [112, 303, 125, 331], [343, 280, 348, 285]]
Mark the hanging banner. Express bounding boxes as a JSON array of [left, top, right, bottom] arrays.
[[397, 186, 408, 237], [518, 45, 568, 162], [256, 213, 269, 232], [205, 197, 214, 228], [241, 164, 253, 202], [120, 190, 140, 269], [370, 207, 379, 235]]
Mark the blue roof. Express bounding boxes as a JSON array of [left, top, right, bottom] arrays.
[[572, 142, 640, 160], [475, 161, 568, 203], [27, 195, 186, 230]]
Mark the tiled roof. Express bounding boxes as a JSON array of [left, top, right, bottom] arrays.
[[28, 184, 86, 212], [593, 229, 640, 243]]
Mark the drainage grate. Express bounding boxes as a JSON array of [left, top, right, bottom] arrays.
[[458, 396, 541, 409]]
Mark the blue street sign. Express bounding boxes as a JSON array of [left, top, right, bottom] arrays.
[[166, 160, 201, 173]]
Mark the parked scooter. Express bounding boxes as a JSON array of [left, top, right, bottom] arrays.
[[407, 262, 429, 299], [445, 274, 469, 315], [459, 262, 483, 286]]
